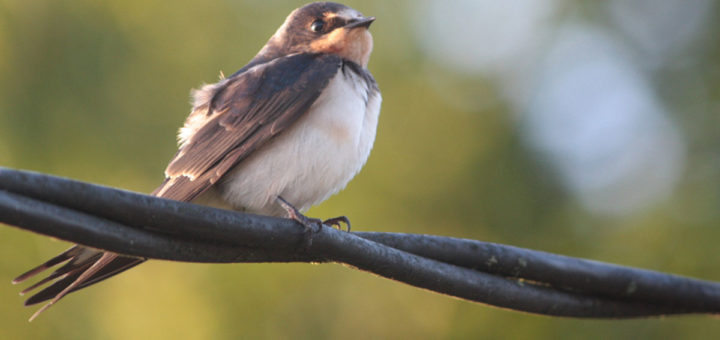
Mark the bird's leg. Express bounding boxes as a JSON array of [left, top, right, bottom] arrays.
[[275, 197, 352, 249], [276, 196, 322, 237]]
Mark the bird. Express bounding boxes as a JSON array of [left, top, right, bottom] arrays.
[[13, 1, 381, 321]]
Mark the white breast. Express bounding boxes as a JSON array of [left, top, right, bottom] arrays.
[[214, 67, 381, 216]]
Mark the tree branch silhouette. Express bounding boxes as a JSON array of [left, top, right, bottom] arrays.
[[1, 167, 719, 318]]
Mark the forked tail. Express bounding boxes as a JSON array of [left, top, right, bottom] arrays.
[[13, 246, 143, 321]]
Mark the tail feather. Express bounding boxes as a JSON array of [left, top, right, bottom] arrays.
[[17, 183, 189, 320], [20, 259, 96, 296], [15, 247, 145, 321], [26, 256, 144, 306], [28, 252, 119, 321], [71, 256, 144, 292], [24, 268, 86, 306], [12, 246, 82, 284]]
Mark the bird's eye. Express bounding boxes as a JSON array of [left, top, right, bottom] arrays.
[[310, 20, 325, 32]]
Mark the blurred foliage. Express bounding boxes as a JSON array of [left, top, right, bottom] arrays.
[[1, 0, 719, 339]]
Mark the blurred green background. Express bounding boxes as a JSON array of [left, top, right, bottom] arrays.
[[1, 0, 719, 338]]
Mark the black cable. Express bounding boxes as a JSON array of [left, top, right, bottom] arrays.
[[1, 167, 718, 318]]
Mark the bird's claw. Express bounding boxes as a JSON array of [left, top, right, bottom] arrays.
[[323, 216, 351, 232]]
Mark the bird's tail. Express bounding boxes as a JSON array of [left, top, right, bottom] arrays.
[[12, 246, 143, 321], [13, 179, 202, 321]]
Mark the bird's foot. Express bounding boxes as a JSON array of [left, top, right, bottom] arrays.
[[276, 197, 352, 249], [322, 216, 351, 232], [276, 197, 322, 247]]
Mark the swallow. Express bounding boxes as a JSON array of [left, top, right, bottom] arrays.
[[13, 1, 381, 321]]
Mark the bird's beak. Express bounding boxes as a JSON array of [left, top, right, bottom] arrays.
[[345, 16, 375, 29]]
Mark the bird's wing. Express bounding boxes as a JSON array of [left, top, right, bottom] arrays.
[[15, 53, 343, 317], [154, 53, 343, 202]]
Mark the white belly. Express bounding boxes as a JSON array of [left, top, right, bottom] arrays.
[[212, 68, 381, 216]]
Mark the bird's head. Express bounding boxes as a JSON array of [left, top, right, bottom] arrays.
[[256, 2, 375, 67]]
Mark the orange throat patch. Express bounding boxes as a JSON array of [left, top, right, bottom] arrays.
[[310, 27, 373, 67]]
